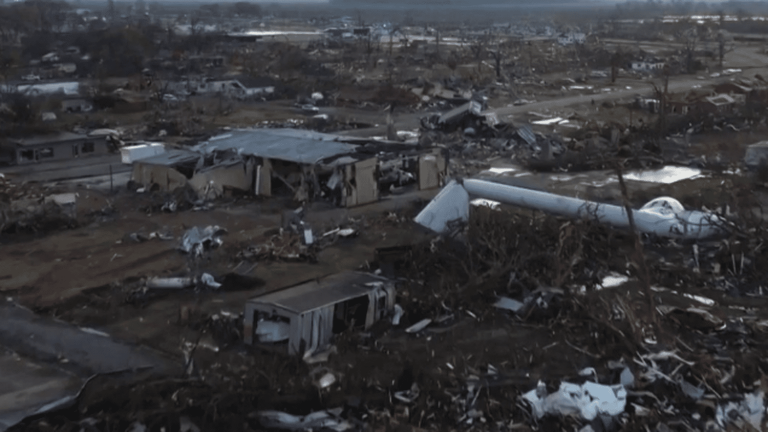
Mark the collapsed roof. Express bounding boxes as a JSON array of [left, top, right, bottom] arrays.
[[195, 129, 360, 165]]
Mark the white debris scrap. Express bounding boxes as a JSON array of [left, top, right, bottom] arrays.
[[200, 273, 221, 289], [599, 273, 630, 290], [79, 327, 110, 338], [392, 304, 404, 325], [623, 166, 703, 184], [470, 198, 501, 210], [716, 390, 764, 430], [522, 380, 627, 421], [405, 318, 432, 333], [252, 409, 351, 431], [494, 296, 525, 313]]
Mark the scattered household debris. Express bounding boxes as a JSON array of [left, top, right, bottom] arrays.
[[522, 380, 627, 421], [716, 390, 764, 430]]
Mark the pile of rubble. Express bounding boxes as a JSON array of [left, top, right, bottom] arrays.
[[237, 210, 360, 264], [0, 175, 78, 234], [14, 194, 768, 431], [419, 100, 668, 178]]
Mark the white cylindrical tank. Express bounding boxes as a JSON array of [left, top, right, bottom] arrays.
[[415, 179, 726, 240]]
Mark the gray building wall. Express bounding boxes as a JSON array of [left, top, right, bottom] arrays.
[[9, 136, 109, 165]]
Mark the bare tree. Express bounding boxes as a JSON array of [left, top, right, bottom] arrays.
[[610, 50, 620, 83], [468, 34, 490, 73], [716, 31, 733, 68], [387, 25, 400, 58], [680, 26, 698, 74], [488, 43, 504, 79], [362, 32, 375, 69], [650, 64, 670, 137]]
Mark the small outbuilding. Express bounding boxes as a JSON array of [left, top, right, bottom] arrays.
[[243, 271, 396, 355]]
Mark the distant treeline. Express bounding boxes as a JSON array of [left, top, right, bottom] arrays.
[[330, 0, 574, 3]]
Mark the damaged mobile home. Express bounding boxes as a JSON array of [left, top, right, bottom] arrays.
[[128, 128, 448, 206], [243, 271, 396, 355], [195, 129, 380, 206]]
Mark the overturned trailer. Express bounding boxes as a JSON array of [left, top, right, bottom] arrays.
[[244, 271, 395, 355], [415, 178, 727, 240]]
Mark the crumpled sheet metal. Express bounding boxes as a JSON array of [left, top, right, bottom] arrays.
[[522, 380, 627, 421], [179, 226, 226, 256], [413, 180, 469, 233]]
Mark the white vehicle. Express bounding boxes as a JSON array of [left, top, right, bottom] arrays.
[[301, 104, 319, 114], [22, 74, 41, 81]]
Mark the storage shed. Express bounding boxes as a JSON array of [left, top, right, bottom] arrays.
[[244, 272, 396, 355]]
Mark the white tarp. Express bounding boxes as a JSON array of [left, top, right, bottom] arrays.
[[522, 381, 627, 421]]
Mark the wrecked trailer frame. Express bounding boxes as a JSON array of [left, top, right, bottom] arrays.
[[414, 179, 727, 240]]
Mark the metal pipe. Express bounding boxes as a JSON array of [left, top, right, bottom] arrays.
[[415, 179, 726, 240], [146, 277, 195, 289]]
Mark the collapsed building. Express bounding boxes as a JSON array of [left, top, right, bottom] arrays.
[[194, 129, 379, 205], [129, 128, 449, 207], [243, 271, 396, 355]]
